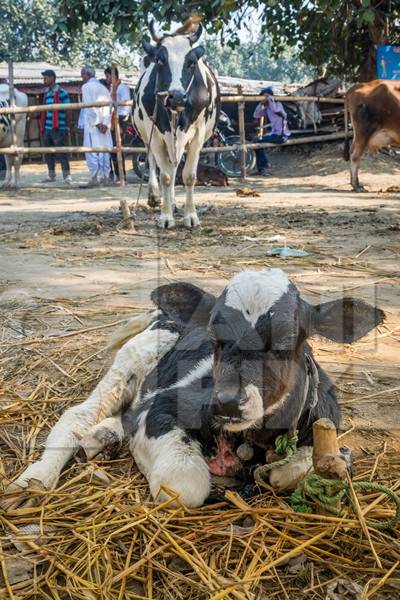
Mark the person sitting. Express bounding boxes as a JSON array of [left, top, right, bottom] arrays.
[[253, 87, 290, 176]]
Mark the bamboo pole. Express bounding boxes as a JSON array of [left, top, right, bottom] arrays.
[[222, 94, 345, 104], [237, 85, 246, 182], [0, 95, 344, 117], [111, 63, 126, 187], [0, 132, 346, 157], [111, 63, 134, 232], [0, 99, 131, 116], [7, 61, 18, 149]]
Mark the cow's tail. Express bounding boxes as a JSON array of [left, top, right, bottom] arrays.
[[343, 98, 351, 161], [107, 310, 160, 351]]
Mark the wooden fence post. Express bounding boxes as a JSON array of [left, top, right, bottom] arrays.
[[7, 61, 18, 149], [237, 85, 247, 182], [111, 63, 135, 232]]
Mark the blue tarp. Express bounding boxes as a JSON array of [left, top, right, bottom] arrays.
[[377, 45, 400, 80]]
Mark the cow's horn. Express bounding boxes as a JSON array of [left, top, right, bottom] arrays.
[[188, 22, 203, 45], [149, 20, 162, 43]]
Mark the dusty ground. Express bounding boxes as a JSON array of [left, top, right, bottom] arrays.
[[1, 144, 399, 450]]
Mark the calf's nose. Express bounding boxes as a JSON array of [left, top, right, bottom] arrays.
[[215, 389, 242, 418]]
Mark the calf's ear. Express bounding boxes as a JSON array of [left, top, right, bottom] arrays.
[[151, 282, 216, 327], [312, 297, 384, 343]]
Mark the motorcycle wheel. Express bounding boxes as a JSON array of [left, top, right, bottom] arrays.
[[132, 151, 149, 182], [216, 135, 256, 177]]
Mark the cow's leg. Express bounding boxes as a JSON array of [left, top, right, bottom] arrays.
[[147, 151, 161, 208], [157, 157, 176, 229], [350, 137, 367, 192], [2, 156, 12, 188], [3, 324, 179, 504], [13, 154, 22, 188], [182, 137, 202, 228], [130, 417, 210, 508]]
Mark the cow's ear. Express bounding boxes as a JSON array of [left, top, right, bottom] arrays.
[[193, 45, 205, 60], [312, 298, 384, 343], [142, 40, 156, 58], [151, 282, 216, 327]]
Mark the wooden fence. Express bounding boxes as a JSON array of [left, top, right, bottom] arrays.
[[1, 61, 347, 186]]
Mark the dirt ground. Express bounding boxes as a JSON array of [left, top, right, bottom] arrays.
[[1, 144, 399, 450]]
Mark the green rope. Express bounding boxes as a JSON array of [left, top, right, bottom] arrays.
[[291, 473, 400, 530], [254, 431, 298, 487]]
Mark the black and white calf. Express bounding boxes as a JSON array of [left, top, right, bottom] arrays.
[[6, 269, 383, 509], [133, 21, 220, 228], [0, 84, 28, 188]]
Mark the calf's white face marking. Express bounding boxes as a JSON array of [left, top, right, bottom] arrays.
[[225, 269, 290, 327]]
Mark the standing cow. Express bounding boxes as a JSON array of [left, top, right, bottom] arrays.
[[133, 21, 220, 229], [0, 84, 28, 188], [344, 80, 400, 191]]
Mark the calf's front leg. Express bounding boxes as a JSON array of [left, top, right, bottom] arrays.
[[3, 324, 179, 505]]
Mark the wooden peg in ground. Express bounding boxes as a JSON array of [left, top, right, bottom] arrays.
[[312, 418, 349, 515], [312, 418, 348, 480]]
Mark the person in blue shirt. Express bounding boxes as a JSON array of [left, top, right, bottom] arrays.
[[41, 70, 72, 184]]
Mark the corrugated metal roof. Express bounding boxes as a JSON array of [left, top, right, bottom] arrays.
[[0, 62, 139, 83], [0, 61, 297, 95]]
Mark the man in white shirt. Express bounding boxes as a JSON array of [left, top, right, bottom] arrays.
[[80, 65, 113, 187], [105, 66, 132, 183]]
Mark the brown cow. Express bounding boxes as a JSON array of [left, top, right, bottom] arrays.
[[344, 80, 400, 191]]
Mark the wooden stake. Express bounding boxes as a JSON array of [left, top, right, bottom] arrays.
[[312, 418, 348, 516], [110, 64, 134, 231], [7, 61, 18, 149], [111, 63, 126, 188], [312, 418, 348, 481], [237, 85, 247, 183]]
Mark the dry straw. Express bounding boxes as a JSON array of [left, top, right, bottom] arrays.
[[1, 298, 399, 599]]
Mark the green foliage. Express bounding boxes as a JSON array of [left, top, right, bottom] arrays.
[[206, 36, 314, 82], [0, 0, 136, 68], [57, 0, 399, 81]]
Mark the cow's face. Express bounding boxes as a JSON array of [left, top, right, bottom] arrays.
[[142, 29, 205, 111], [209, 270, 306, 431], [151, 269, 384, 433]]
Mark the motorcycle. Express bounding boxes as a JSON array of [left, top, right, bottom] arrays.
[[128, 110, 256, 182], [203, 111, 256, 177]]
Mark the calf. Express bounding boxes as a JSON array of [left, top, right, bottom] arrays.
[[344, 80, 400, 191], [5, 269, 383, 509], [176, 162, 229, 186], [0, 84, 28, 188]]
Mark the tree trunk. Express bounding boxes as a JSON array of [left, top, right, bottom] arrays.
[[359, 4, 389, 82]]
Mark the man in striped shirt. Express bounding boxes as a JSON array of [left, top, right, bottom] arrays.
[[41, 70, 72, 184]]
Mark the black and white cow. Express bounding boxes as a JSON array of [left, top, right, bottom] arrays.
[[133, 21, 220, 229], [0, 84, 28, 188], [5, 269, 383, 509]]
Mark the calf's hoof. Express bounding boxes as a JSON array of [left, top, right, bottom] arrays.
[[352, 184, 366, 193], [157, 214, 175, 229], [269, 446, 313, 492], [1, 478, 48, 511], [183, 212, 200, 228]]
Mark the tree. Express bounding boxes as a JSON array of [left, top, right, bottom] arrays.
[[58, 0, 400, 81], [206, 36, 314, 82], [0, 0, 137, 68]]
